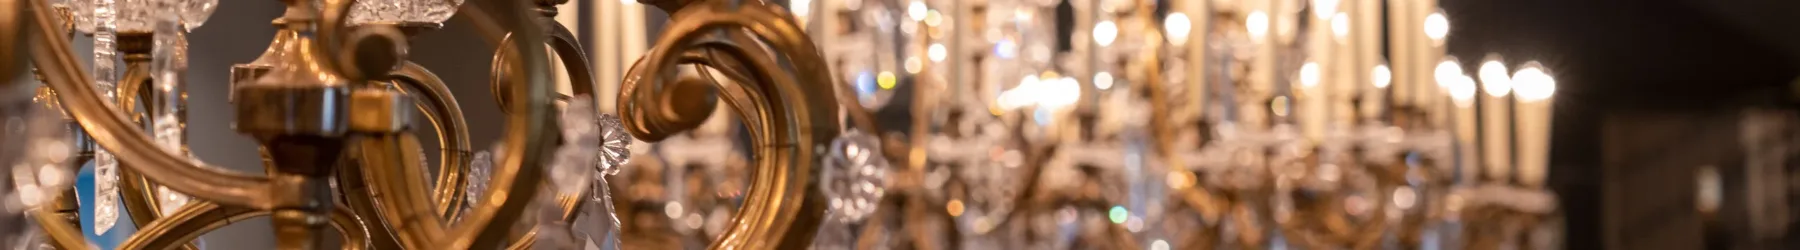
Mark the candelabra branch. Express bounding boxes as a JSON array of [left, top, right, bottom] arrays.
[[27, 0, 277, 209], [116, 201, 370, 250], [617, 1, 846, 248], [389, 61, 472, 220]]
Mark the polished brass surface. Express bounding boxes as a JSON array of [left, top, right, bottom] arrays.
[[388, 61, 472, 221], [617, 0, 858, 247], [346, 89, 415, 133]]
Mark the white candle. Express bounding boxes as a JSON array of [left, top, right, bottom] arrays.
[[1512, 62, 1556, 187], [1477, 58, 1513, 183]]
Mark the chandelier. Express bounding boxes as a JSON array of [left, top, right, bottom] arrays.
[[0, 0, 1571, 249]]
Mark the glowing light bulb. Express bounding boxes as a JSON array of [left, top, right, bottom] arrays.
[[1313, 0, 1340, 19], [1330, 12, 1350, 41], [1245, 11, 1274, 41], [928, 43, 948, 62], [1478, 58, 1512, 97], [1372, 64, 1392, 88], [1094, 21, 1119, 46], [1094, 72, 1115, 90], [1424, 11, 1450, 42], [1513, 61, 1556, 101], [1434, 59, 1463, 89], [1108, 206, 1129, 224], [925, 10, 944, 26], [1299, 62, 1322, 88], [1166, 13, 1192, 46], [878, 71, 898, 89], [904, 57, 923, 74], [908, 1, 928, 21], [1448, 75, 1477, 107], [791, 0, 812, 18], [1247, 11, 1269, 41]]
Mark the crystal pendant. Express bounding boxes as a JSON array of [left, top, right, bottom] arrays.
[[457, 150, 492, 224], [347, 0, 466, 25], [596, 114, 629, 176], [88, 0, 120, 234], [68, 0, 218, 33], [822, 130, 888, 223]]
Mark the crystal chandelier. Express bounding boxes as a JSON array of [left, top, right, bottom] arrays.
[[0, 0, 1574, 248]]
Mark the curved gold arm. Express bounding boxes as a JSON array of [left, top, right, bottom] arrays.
[[116, 202, 370, 250], [26, 0, 276, 209], [32, 202, 89, 250], [389, 61, 473, 219], [489, 23, 600, 113], [618, 2, 856, 248]]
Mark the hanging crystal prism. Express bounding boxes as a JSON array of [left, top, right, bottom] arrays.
[[149, 14, 195, 217], [90, 0, 120, 235], [456, 150, 492, 224], [822, 130, 888, 223]]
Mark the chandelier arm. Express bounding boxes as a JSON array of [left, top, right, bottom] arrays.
[[117, 202, 259, 250], [619, 3, 851, 248], [334, 158, 407, 249], [110, 201, 370, 250], [390, 62, 473, 220], [27, 0, 276, 209], [353, 132, 447, 249], [30, 203, 87, 250]]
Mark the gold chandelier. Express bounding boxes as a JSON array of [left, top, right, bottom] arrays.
[[0, 0, 1570, 248]]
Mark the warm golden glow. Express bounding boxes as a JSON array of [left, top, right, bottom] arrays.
[[1330, 12, 1350, 41], [1299, 61, 1322, 88], [1513, 61, 1557, 101], [1094, 21, 1119, 46], [908, 1, 928, 21], [1247, 11, 1270, 41], [1095, 72, 1115, 90], [928, 43, 948, 62], [1372, 63, 1392, 88], [904, 57, 924, 74], [1435, 58, 1463, 89], [1424, 11, 1450, 42], [947, 199, 966, 216], [1479, 58, 1513, 97], [1313, 0, 1340, 19], [878, 71, 898, 89], [1166, 13, 1192, 46]]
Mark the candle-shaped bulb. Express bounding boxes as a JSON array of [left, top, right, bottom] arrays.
[[1166, 13, 1192, 45], [1330, 12, 1351, 41], [1512, 61, 1555, 187], [1372, 63, 1392, 89], [1094, 20, 1119, 46], [1479, 56, 1513, 97], [1448, 74, 1478, 107], [1247, 11, 1270, 41], [1434, 58, 1463, 88], [1423, 11, 1450, 43], [1300, 61, 1322, 89], [1313, 0, 1340, 19], [1513, 62, 1557, 101]]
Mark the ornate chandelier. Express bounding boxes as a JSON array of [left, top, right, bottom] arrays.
[[0, 0, 1570, 249]]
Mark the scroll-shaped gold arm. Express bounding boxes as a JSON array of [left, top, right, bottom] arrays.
[[335, 0, 560, 248], [116, 202, 370, 250], [616, 1, 852, 247]]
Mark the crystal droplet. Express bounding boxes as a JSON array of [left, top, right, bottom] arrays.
[[821, 130, 888, 222]]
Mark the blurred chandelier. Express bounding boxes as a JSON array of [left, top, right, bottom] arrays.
[[0, 0, 1568, 249]]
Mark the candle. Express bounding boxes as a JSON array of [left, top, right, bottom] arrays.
[[1512, 61, 1556, 187], [1475, 57, 1513, 183], [1447, 74, 1479, 184]]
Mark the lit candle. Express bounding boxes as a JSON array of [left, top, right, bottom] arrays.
[[1512, 61, 1555, 187], [1474, 57, 1513, 182], [1447, 74, 1479, 183]]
